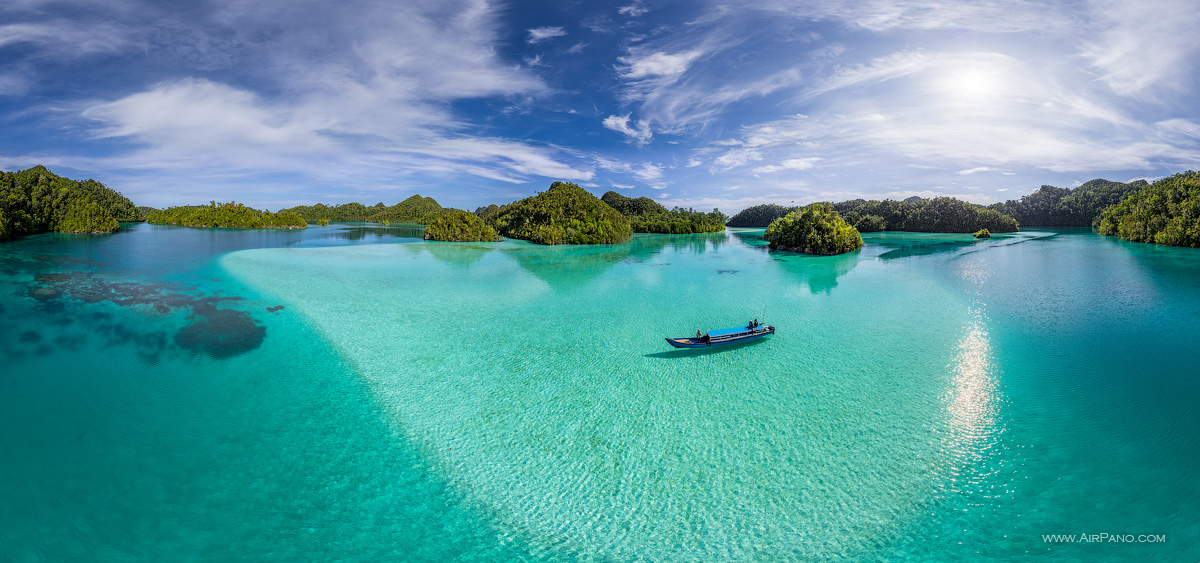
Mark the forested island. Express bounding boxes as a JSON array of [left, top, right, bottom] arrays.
[[599, 191, 726, 234], [367, 195, 447, 224], [1098, 171, 1200, 247], [424, 209, 502, 242], [726, 204, 796, 228], [989, 179, 1147, 227], [836, 197, 1018, 233], [487, 181, 632, 245], [278, 202, 387, 222], [147, 202, 307, 229], [0, 165, 141, 240], [728, 197, 1017, 233], [764, 203, 863, 255]]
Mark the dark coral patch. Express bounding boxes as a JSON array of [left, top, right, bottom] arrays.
[[175, 309, 265, 359], [266, 305, 285, 313]]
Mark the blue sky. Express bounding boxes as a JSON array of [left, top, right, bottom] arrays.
[[2, 0, 1199, 213]]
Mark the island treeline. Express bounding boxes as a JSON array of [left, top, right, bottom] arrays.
[[726, 204, 797, 228], [487, 182, 632, 245], [1098, 171, 1200, 247], [988, 179, 1147, 227], [424, 209, 502, 242], [764, 203, 863, 255], [835, 197, 1019, 233], [0, 165, 140, 240], [278, 202, 387, 222], [600, 191, 726, 234], [147, 202, 307, 229], [367, 195, 446, 224]]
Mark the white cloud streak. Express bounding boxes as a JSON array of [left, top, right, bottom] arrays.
[[527, 26, 567, 43]]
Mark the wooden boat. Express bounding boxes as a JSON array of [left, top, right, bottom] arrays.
[[665, 323, 775, 348]]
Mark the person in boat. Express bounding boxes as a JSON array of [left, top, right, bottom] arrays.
[[696, 329, 703, 339], [753, 318, 759, 329]]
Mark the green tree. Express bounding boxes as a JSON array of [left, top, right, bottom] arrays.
[[489, 181, 632, 245], [1097, 171, 1200, 247], [424, 209, 503, 241], [764, 203, 863, 255]]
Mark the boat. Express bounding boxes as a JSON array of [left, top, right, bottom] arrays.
[[665, 323, 775, 348]]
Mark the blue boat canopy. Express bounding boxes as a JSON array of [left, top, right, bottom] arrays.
[[708, 326, 754, 337]]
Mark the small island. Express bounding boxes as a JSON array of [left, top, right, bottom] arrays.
[[424, 209, 502, 241], [764, 203, 863, 255], [974, 228, 991, 238], [0, 165, 141, 240], [489, 181, 632, 245], [147, 202, 307, 229], [1097, 171, 1200, 247], [600, 191, 726, 234]]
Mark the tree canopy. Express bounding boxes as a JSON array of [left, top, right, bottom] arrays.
[[726, 204, 798, 227], [367, 195, 446, 224], [147, 201, 307, 229], [1097, 171, 1200, 247], [488, 181, 632, 245], [988, 179, 1147, 227], [279, 202, 387, 222], [763, 203, 863, 255], [600, 190, 726, 234], [835, 197, 1019, 233], [0, 165, 140, 240], [424, 209, 503, 242]]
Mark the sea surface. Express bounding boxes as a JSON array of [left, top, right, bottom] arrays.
[[1, 223, 1197, 562]]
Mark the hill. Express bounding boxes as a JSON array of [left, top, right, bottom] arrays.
[[0, 165, 141, 240], [367, 195, 446, 224], [835, 197, 1018, 233], [726, 204, 798, 227], [147, 201, 306, 229], [989, 179, 1147, 227], [279, 202, 387, 222], [1097, 172, 1200, 247], [600, 191, 726, 234], [488, 182, 632, 245]]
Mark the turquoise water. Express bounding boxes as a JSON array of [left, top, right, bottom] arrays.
[[2, 224, 1197, 561]]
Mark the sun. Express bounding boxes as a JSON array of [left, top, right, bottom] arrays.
[[938, 64, 1005, 105]]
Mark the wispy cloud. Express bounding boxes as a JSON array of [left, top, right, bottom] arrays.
[[602, 114, 653, 145], [618, 3, 649, 17], [957, 167, 994, 175], [527, 26, 567, 44]]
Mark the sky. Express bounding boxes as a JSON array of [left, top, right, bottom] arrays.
[[2, 0, 1199, 213]]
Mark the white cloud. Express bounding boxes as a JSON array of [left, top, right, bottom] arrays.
[[710, 148, 763, 173], [686, 158, 703, 168], [0, 21, 136, 58], [957, 167, 994, 175], [618, 50, 705, 80], [602, 114, 653, 145], [610, 182, 635, 189], [753, 157, 821, 174], [633, 163, 663, 181], [527, 26, 567, 44], [618, 3, 649, 17]]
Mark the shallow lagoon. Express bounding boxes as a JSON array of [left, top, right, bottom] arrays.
[[2, 223, 1197, 561]]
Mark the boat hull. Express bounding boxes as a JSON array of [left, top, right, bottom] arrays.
[[664, 326, 775, 348]]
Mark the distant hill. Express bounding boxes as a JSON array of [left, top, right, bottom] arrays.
[[0, 165, 141, 240], [988, 179, 1147, 227], [279, 202, 387, 222], [600, 191, 726, 234], [367, 195, 447, 224], [1098, 171, 1200, 247]]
